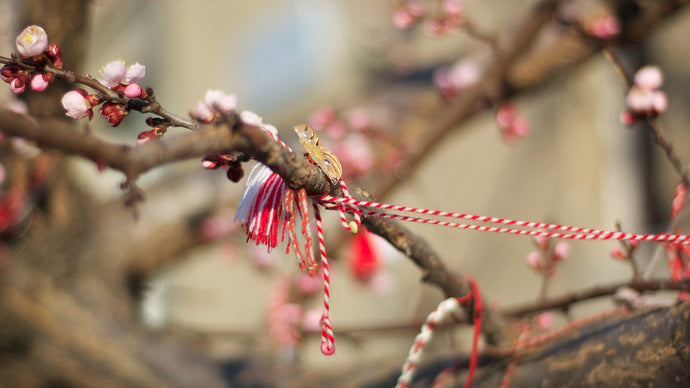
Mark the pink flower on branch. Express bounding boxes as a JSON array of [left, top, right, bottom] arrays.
[[15, 25, 48, 58], [61, 89, 100, 120], [622, 65, 668, 122]]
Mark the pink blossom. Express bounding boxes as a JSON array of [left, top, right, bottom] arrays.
[[587, 16, 620, 40], [325, 121, 347, 139], [496, 103, 530, 143], [101, 60, 127, 87], [194, 101, 215, 123], [124, 62, 146, 83], [610, 247, 627, 261], [308, 106, 336, 130], [442, 0, 463, 17], [534, 312, 555, 330], [393, 9, 416, 29], [334, 134, 374, 178], [61, 90, 90, 119], [347, 108, 371, 132], [301, 308, 323, 332], [15, 25, 48, 58], [634, 66, 663, 90], [626, 87, 666, 115], [124, 83, 142, 98], [30, 73, 50, 92], [294, 272, 321, 296], [204, 89, 238, 114]]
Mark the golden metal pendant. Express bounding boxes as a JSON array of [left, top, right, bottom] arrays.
[[293, 124, 342, 184]]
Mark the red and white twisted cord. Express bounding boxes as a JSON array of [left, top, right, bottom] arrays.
[[319, 195, 690, 245], [395, 297, 465, 388], [313, 202, 335, 355]]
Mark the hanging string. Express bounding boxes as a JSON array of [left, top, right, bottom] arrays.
[[313, 201, 335, 355]]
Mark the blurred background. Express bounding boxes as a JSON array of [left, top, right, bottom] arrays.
[[2, 0, 690, 385]]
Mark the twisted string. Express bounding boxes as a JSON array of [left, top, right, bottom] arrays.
[[319, 195, 690, 245], [313, 202, 335, 355]]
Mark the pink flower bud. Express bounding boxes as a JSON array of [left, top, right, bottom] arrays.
[[15, 25, 48, 58], [610, 247, 627, 261], [393, 9, 416, 29], [124, 83, 142, 98], [553, 242, 570, 261], [125, 62, 146, 84], [534, 312, 555, 330], [30, 73, 50, 92], [61, 90, 90, 119], [101, 60, 127, 87], [9, 77, 27, 94], [634, 66, 663, 90], [619, 110, 637, 125], [525, 251, 544, 271], [46, 44, 63, 69]]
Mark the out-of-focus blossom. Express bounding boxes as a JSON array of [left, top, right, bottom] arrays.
[[15, 25, 48, 58], [308, 106, 337, 130], [204, 89, 238, 114], [334, 134, 374, 180], [294, 271, 321, 296], [534, 312, 555, 330], [496, 103, 530, 143], [240, 110, 263, 127], [622, 65, 667, 122], [434, 60, 481, 98], [347, 108, 371, 132], [525, 251, 544, 271], [586, 15, 620, 40]]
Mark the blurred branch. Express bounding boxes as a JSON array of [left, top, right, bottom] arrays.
[[370, 0, 689, 199]]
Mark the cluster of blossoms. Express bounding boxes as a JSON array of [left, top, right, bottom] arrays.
[[61, 60, 146, 126], [620, 65, 668, 124], [495, 103, 530, 143], [307, 106, 377, 181], [1, 25, 62, 94], [525, 236, 569, 277], [392, 0, 464, 36]]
